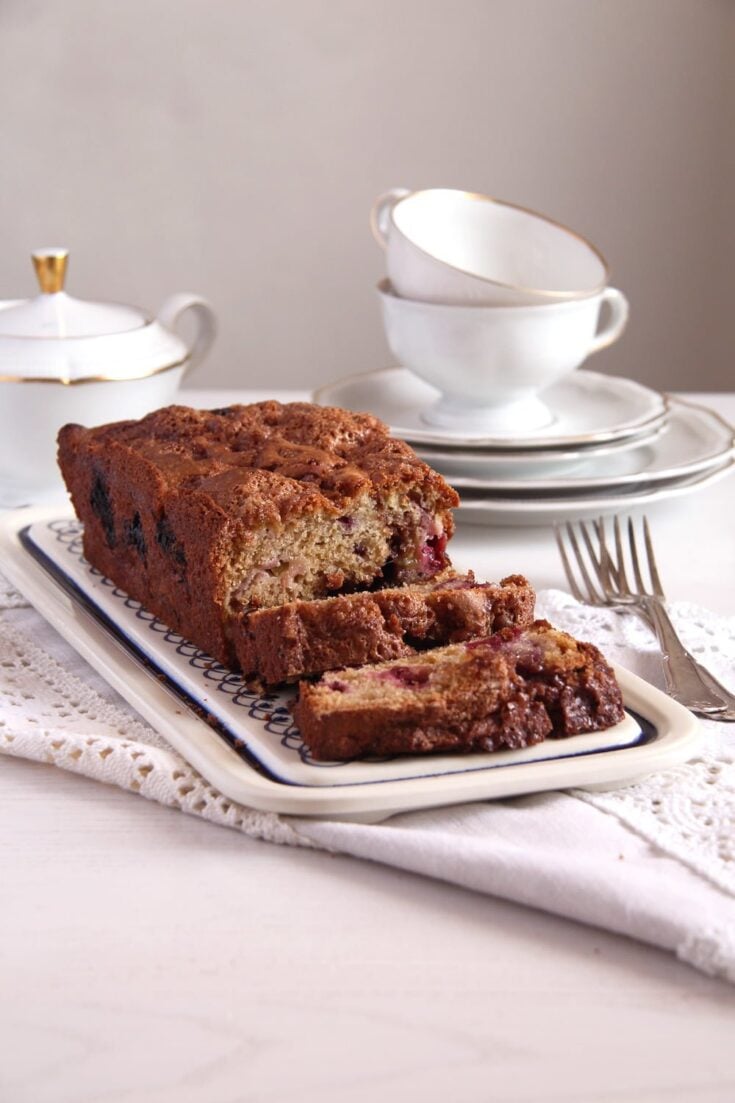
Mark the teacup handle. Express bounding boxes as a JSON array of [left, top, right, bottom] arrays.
[[157, 293, 217, 374], [589, 287, 629, 353], [370, 188, 411, 247]]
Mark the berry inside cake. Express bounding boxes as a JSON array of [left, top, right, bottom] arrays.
[[294, 620, 626, 761]]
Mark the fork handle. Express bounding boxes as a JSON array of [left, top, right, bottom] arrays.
[[641, 596, 733, 716]]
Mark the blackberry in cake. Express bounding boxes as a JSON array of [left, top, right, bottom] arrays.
[[294, 620, 625, 761], [234, 572, 535, 684], [57, 402, 459, 666]]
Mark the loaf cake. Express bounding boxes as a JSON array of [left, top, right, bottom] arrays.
[[57, 402, 459, 666], [234, 572, 535, 684], [294, 620, 625, 760]]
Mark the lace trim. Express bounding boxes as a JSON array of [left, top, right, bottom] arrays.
[[538, 589, 735, 898], [573, 754, 735, 896], [1, 576, 733, 910], [0, 618, 311, 849]]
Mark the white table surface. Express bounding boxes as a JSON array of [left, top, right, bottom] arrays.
[[2, 388, 735, 1103]]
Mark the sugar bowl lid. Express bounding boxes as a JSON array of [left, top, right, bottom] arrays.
[[0, 249, 148, 339], [0, 249, 213, 384]]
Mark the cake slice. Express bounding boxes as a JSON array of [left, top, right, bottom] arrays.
[[294, 620, 625, 761], [234, 573, 535, 684], [57, 402, 458, 666]]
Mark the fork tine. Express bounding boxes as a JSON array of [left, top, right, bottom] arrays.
[[581, 518, 619, 598], [643, 516, 666, 599], [564, 522, 603, 603], [554, 526, 588, 603], [628, 517, 648, 594], [613, 516, 631, 594], [594, 516, 618, 593], [579, 520, 603, 574]]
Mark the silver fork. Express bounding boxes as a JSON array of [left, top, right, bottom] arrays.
[[555, 515, 735, 721]]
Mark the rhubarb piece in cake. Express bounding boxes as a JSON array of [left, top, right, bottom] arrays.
[[57, 402, 458, 666], [294, 620, 625, 760], [234, 572, 535, 684]]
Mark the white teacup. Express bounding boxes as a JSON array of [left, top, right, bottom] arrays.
[[377, 279, 629, 432], [371, 188, 609, 307]]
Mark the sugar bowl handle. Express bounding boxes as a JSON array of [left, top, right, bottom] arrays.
[[157, 293, 217, 373]]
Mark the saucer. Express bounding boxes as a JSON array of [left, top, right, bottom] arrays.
[[454, 458, 735, 526], [414, 423, 667, 479], [425, 399, 734, 493], [313, 367, 667, 449]]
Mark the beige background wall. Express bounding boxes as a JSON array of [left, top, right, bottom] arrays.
[[0, 0, 732, 392]]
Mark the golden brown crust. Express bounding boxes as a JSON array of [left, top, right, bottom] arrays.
[[64, 402, 458, 522]]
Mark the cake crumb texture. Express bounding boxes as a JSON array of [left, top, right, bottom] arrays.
[[294, 620, 625, 760], [235, 572, 536, 684]]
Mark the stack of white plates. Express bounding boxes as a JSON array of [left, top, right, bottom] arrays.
[[314, 368, 735, 525]]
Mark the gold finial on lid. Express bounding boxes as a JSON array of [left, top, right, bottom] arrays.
[[32, 248, 69, 294]]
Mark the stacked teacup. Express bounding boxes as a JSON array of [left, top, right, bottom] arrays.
[[372, 187, 629, 434]]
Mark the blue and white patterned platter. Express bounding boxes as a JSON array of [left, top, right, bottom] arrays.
[[20, 517, 647, 785], [0, 508, 702, 821]]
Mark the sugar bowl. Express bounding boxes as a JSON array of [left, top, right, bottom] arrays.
[[0, 249, 216, 504]]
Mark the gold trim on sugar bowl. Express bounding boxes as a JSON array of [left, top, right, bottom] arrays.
[[0, 354, 190, 386]]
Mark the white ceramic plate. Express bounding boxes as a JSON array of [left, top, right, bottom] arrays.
[[414, 423, 668, 479], [455, 458, 735, 526], [433, 399, 734, 493], [0, 508, 702, 821], [314, 367, 668, 449]]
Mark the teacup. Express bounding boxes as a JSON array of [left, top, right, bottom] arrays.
[[377, 279, 629, 432], [371, 188, 609, 307]]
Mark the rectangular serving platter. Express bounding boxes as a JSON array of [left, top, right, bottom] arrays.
[[0, 507, 702, 822]]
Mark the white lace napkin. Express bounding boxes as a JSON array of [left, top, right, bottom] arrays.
[[1, 570, 734, 982]]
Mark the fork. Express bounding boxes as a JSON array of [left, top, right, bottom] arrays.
[[555, 515, 735, 721]]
